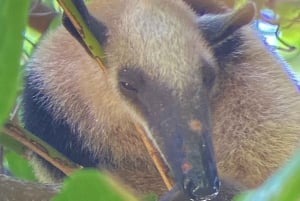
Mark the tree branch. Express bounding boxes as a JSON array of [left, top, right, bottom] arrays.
[[0, 174, 60, 201], [1, 121, 81, 176]]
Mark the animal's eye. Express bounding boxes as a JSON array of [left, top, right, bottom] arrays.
[[119, 67, 144, 98], [120, 81, 138, 93]]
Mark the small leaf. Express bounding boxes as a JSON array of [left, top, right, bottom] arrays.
[[52, 169, 139, 201], [4, 151, 37, 181]]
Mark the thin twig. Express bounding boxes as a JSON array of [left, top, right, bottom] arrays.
[[134, 123, 174, 190], [9, 101, 21, 124], [0, 146, 4, 174]]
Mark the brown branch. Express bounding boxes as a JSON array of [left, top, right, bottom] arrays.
[[0, 174, 60, 201], [134, 123, 175, 190], [2, 121, 81, 176]]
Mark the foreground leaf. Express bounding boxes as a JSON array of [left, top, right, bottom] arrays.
[[52, 169, 139, 201], [0, 0, 30, 127], [4, 151, 36, 181]]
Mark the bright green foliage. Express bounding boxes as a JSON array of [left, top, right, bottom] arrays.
[[275, 2, 300, 61], [4, 151, 36, 181], [273, 3, 300, 74], [61, 0, 106, 63], [274, 2, 300, 27], [52, 169, 139, 201], [0, 0, 30, 127]]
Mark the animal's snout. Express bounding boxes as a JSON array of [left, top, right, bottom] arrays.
[[183, 171, 202, 196], [183, 169, 220, 200]]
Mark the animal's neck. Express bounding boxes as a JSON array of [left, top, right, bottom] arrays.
[[211, 31, 300, 187]]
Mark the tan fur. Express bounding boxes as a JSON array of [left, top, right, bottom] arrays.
[[213, 27, 300, 187], [27, 0, 300, 195]]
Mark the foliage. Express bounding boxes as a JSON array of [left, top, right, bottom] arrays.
[[51, 169, 139, 201], [256, 1, 300, 86], [4, 151, 36, 181], [275, 1, 300, 52], [0, 0, 30, 127]]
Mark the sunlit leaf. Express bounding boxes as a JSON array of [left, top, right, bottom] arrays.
[[0, 0, 30, 127], [4, 151, 36, 181]]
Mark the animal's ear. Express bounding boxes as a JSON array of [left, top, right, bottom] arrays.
[[198, 2, 255, 45], [62, 0, 108, 54]]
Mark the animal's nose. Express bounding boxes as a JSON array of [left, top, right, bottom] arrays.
[[183, 171, 204, 198], [183, 168, 220, 200]]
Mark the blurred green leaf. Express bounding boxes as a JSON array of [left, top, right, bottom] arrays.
[[52, 169, 139, 201], [278, 25, 300, 60], [4, 151, 36, 181], [0, 132, 25, 154], [268, 1, 300, 60], [0, 0, 30, 127], [273, 2, 300, 26]]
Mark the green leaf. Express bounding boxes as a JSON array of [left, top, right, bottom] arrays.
[[272, 1, 300, 60], [0, 0, 30, 127], [60, 0, 106, 62], [273, 2, 300, 27], [4, 151, 37, 181], [51, 169, 139, 201], [0, 131, 25, 154]]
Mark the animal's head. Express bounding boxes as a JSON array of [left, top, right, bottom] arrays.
[[63, 0, 255, 199]]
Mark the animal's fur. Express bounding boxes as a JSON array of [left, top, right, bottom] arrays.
[[23, 0, 300, 198], [211, 27, 300, 187]]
